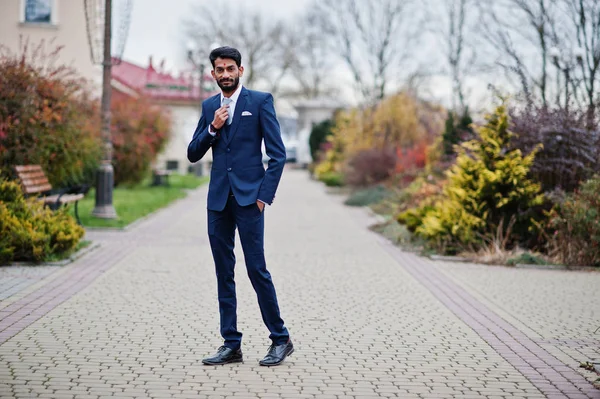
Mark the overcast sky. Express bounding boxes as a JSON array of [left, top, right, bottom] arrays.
[[119, 0, 311, 71], [113, 0, 499, 113]]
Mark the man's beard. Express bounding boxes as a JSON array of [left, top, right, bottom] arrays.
[[217, 76, 240, 93]]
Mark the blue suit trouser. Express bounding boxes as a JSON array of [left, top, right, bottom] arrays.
[[207, 194, 289, 350]]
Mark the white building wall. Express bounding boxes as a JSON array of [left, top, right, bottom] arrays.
[[0, 0, 102, 90], [155, 104, 212, 175]]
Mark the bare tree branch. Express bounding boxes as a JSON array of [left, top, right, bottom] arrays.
[[440, 0, 472, 112], [476, 0, 559, 107], [563, 0, 600, 125], [182, 3, 289, 95], [312, 0, 418, 104], [279, 11, 338, 99]]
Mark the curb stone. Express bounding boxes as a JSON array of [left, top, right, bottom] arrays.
[[7, 241, 101, 267], [515, 263, 599, 272], [429, 254, 470, 262], [359, 203, 600, 272]]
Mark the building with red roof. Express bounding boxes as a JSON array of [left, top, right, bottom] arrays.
[[112, 56, 218, 175], [111, 56, 216, 105]]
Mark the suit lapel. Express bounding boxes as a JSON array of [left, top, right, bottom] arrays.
[[209, 94, 220, 121], [223, 87, 248, 145], [205, 95, 220, 133]]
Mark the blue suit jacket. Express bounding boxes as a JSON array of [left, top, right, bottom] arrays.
[[187, 87, 287, 211]]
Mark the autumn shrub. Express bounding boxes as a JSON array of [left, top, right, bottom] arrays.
[[542, 176, 600, 266], [315, 92, 445, 189], [110, 95, 171, 186], [510, 106, 600, 192], [345, 147, 396, 187], [0, 177, 84, 265], [393, 140, 432, 185], [395, 175, 445, 226], [422, 136, 444, 174], [339, 93, 443, 155], [316, 92, 445, 172], [344, 140, 430, 188], [398, 104, 544, 254], [0, 41, 172, 189], [314, 124, 346, 180], [0, 42, 102, 187], [395, 141, 428, 174]]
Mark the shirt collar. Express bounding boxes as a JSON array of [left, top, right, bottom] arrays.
[[221, 84, 243, 104]]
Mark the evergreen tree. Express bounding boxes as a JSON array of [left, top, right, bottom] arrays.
[[442, 108, 474, 157], [400, 104, 544, 253], [442, 110, 457, 156], [309, 119, 335, 161]]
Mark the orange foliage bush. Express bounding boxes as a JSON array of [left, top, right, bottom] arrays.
[[0, 41, 172, 188], [395, 140, 428, 174], [110, 96, 171, 186], [0, 41, 102, 187], [328, 92, 445, 187], [345, 148, 397, 187]]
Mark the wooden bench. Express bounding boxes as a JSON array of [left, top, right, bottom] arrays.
[[151, 169, 171, 186], [14, 165, 89, 225]]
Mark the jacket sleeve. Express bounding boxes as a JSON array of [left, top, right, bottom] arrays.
[[257, 94, 286, 204], [187, 104, 217, 163]]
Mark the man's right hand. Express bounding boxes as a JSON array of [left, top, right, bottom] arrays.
[[212, 105, 229, 130]]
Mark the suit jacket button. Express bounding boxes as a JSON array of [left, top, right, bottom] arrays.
[[227, 168, 232, 172], [227, 148, 231, 152]]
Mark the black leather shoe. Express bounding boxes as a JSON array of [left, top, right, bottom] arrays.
[[202, 346, 243, 365], [259, 340, 294, 366]]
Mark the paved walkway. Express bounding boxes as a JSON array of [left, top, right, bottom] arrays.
[[0, 168, 598, 399]]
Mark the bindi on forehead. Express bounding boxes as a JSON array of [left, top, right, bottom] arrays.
[[215, 62, 237, 71]]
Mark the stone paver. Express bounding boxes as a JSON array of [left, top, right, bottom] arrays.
[[0, 266, 61, 301], [432, 260, 600, 387], [0, 168, 598, 398]]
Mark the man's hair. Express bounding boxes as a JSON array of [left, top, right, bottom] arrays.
[[209, 46, 242, 68]]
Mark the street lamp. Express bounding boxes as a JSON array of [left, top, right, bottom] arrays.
[[187, 42, 221, 113], [187, 41, 206, 117], [91, 0, 117, 219], [186, 42, 219, 176], [187, 41, 221, 116]]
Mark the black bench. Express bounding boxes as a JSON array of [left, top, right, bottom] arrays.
[[152, 169, 171, 186], [15, 165, 89, 225]]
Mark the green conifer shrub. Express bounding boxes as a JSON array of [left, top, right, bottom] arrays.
[[398, 104, 544, 253]]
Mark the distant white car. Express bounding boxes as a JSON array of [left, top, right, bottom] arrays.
[[282, 136, 298, 163], [261, 134, 298, 163], [295, 127, 313, 167]]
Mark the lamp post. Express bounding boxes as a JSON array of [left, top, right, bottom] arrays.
[[549, 46, 584, 112], [187, 41, 220, 116], [187, 41, 206, 117], [92, 0, 117, 219], [186, 42, 218, 176]]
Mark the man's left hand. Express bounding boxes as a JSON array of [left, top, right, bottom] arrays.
[[257, 201, 265, 212]]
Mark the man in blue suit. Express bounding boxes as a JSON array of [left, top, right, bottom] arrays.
[[187, 46, 293, 366]]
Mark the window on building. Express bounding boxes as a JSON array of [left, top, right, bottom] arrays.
[[23, 0, 53, 24], [166, 160, 179, 171]]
